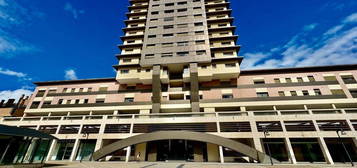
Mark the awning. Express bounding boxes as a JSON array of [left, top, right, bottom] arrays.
[[0, 124, 57, 139]]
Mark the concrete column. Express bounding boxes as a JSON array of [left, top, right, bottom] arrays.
[[125, 146, 131, 162], [70, 139, 80, 161], [189, 63, 200, 112], [253, 138, 263, 152], [317, 137, 334, 165], [95, 138, 103, 151], [152, 65, 161, 113], [219, 146, 224, 163], [352, 137, 357, 149], [284, 138, 297, 164], [45, 139, 57, 161]]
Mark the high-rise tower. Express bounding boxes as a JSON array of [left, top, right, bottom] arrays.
[[115, 0, 241, 113]]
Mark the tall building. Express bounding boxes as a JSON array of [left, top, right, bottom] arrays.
[[1, 0, 357, 165]]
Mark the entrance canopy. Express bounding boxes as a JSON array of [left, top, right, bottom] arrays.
[[92, 131, 276, 163], [0, 124, 57, 139]]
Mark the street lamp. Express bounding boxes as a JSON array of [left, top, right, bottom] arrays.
[[262, 126, 273, 165], [336, 129, 354, 167]]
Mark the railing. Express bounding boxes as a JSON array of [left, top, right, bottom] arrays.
[[1, 108, 356, 124]]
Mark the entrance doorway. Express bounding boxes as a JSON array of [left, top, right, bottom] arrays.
[[146, 140, 207, 162]]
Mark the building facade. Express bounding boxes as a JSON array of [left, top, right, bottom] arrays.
[[1, 0, 357, 165]]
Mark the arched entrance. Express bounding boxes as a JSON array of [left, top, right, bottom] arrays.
[[93, 131, 276, 163]]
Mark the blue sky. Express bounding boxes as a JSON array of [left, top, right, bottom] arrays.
[[0, 0, 357, 100]]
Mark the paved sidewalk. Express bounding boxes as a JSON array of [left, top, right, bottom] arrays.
[[43, 162, 355, 168]]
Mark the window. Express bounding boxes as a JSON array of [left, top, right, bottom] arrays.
[[36, 90, 46, 97], [185, 95, 191, 100], [193, 6, 201, 10], [163, 33, 174, 37], [145, 69, 151, 72], [124, 97, 134, 102], [225, 63, 236, 67], [221, 41, 231, 45], [194, 14, 203, 18], [75, 99, 80, 104], [177, 32, 188, 36], [148, 35, 156, 38], [88, 87, 92, 92], [99, 87, 108, 92], [164, 10, 174, 13], [257, 92, 269, 97], [253, 80, 265, 84], [201, 65, 207, 69], [122, 58, 131, 62], [194, 22, 203, 26], [84, 99, 89, 104], [58, 99, 64, 104], [274, 78, 280, 83], [223, 52, 234, 56], [152, 4, 159, 7], [162, 43, 174, 47], [195, 31, 204, 35], [177, 24, 188, 28], [314, 89, 322, 96], [165, 3, 174, 6], [212, 64, 217, 68], [308, 75, 315, 82], [297, 77, 304, 83], [163, 25, 174, 29], [177, 1, 187, 5], [71, 88, 75, 93], [177, 8, 187, 12], [146, 44, 155, 48], [177, 52, 189, 57], [161, 53, 173, 57], [331, 89, 345, 95], [145, 54, 155, 58], [96, 99, 105, 103], [195, 40, 205, 45], [127, 40, 135, 44], [341, 75, 357, 84], [290, 91, 297, 96], [48, 89, 57, 94], [196, 50, 206, 55], [164, 17, 174, 21], [151, 11, 159, 15], [62, 88, 68, 93], [323, 76, 337, 81], [218, 23, 227, 27], [177, 15, 188, 18], [178, 41, 189, 46], [222, 94, 233, 99], [121, 70, 129, 74], [285, 78, 292, 83], [79, 88, 84, 92], [43, 101, 52, 105], [278, 91, 285, 97], [30, 102, 40, 109], [350, 90, 357, 98], [149, 26, 157, 29], [302, 90, 309, 96], [150, 18, 158, 21]]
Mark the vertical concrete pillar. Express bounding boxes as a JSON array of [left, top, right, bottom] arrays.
[[134, 143, 146, 161], [352, 137, 357, 149], [218, 146, 224, 163], [317, 137, 334, 165], [125, 146, 131, 162], [189, 63, 200, 112], [152, 65, 161, 113], [95, 138, 103, 151], [253, 138, 263, 152], [207, 143, 219, 162], [284, 138, 297, 164], [45, 139, 57, 161], [70, 139, 80, 161]]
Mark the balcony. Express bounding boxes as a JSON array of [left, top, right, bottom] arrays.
[[116, 68, 152, 84]]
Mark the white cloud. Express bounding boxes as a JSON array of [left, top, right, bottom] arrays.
[[242, 13, 357, 70], [64, 2, 85, 20], [0, 67, 31, 80], [0, 0, 41, 58], [344, 13, 357, 23], [65, 69, 78, 80], [0, 88, 33, 101], [303, 23, 318, 31]]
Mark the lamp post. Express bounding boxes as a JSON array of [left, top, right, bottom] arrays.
[[336, 129, 354, 167], [263, 126, 273, 165]]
